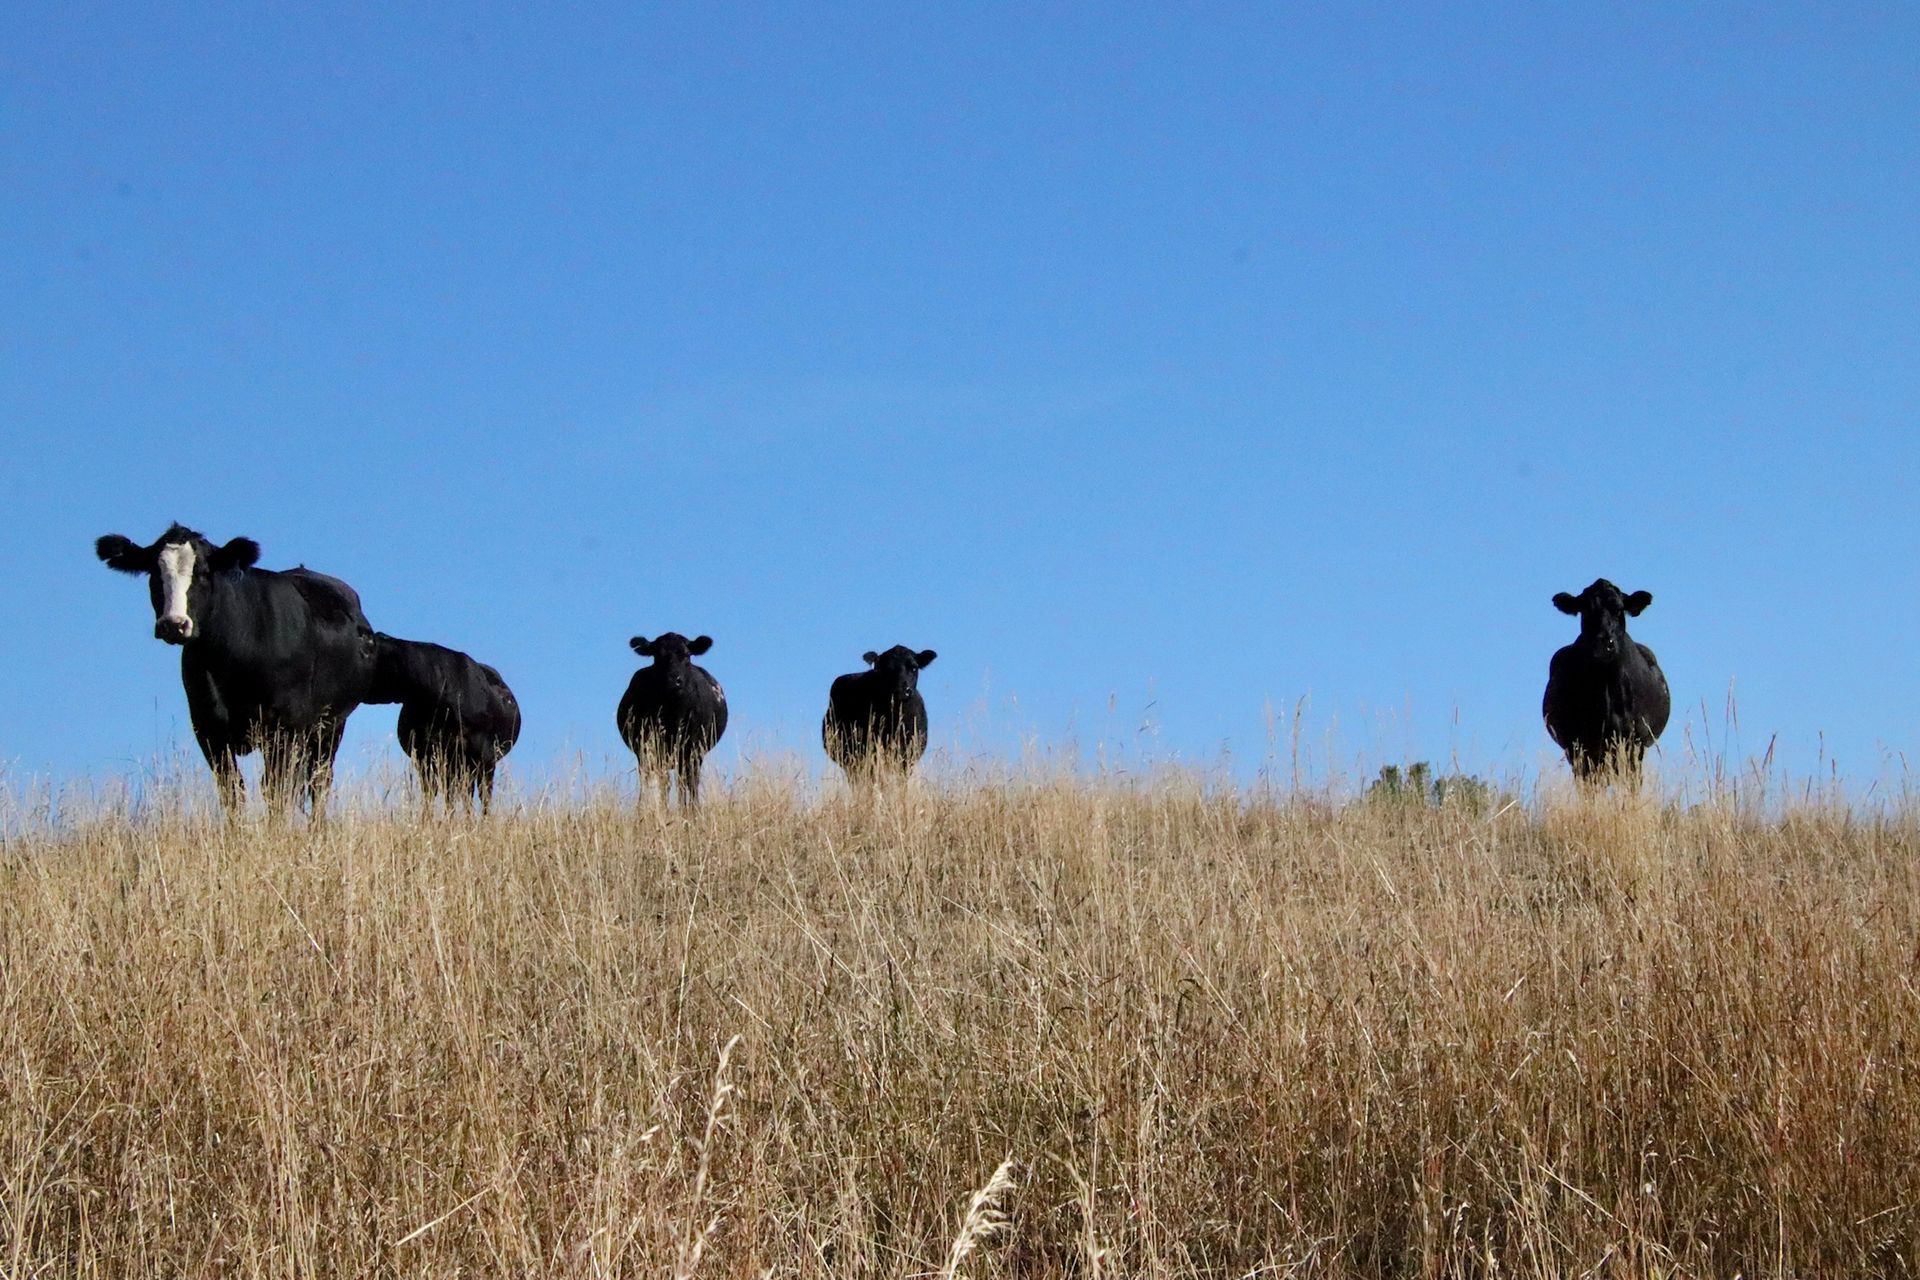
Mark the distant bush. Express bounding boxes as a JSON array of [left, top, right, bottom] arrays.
[[1365, 761, 1499, 813]]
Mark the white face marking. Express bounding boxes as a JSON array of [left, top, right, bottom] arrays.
[[156, 542, 197, 638]]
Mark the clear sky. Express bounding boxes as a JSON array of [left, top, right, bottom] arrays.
[[5, 3, 1917, 797]]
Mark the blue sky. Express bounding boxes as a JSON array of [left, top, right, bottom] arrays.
[[5, 3, 1917, 795]]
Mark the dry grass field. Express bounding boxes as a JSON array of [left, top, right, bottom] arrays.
[[3, 770, 1918, 1277]]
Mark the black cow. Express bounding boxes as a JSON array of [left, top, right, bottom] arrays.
[[365, 634, 521, 814], [617, 633, 727, 808], [95, 524, 377, 817], [1543, 578, 1672, 781], [823, 645, 937, 781]]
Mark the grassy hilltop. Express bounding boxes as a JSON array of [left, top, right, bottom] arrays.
[[2, 777, 1918, 1277]]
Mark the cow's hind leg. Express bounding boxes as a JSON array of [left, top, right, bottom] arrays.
[[634, 750, 667, 815], [1618, 739, 1651, 791], [302, 722, 347, 822], [410, 759, 436, 820], [453, 760, 479, 818], [260, 732, 299, 823], [200, 738, 245, 820], [1567, 742, 1603, 789], [421, 751, 451, 819]]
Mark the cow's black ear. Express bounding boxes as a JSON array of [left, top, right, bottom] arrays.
[[915, 649, 938, 668], [209, 537, 261, 571], [96, 535, 153, 573], [862, 651, 879, 665], [687, 635, 713, 655], [1552, 592, 1581, 615], [1625, 590, 1652, 616], [630, 636, 654, 656]]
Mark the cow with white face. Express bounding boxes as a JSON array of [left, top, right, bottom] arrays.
[[96, 524, 379, 818]]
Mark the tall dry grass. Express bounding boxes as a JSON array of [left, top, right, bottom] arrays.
[[2, 771, 1918, 1277]]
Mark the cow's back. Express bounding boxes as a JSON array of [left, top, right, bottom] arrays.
[[283, 568, 369, 627]]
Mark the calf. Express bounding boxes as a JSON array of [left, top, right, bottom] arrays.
[[96, 524, 376, 818], [365, 634, 521, 814], [823, 645, 937, 781], [1543, 579, 1671, 781], [617, 633, 727, 807]]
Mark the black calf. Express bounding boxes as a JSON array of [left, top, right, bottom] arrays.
[[823, 645, 937, 781], [617, 633, 727, 807], [366, 634, 521, 813], [1543, 578, 1671, 781]]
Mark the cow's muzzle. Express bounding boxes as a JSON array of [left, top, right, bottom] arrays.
[[155, 616, 194, 644]]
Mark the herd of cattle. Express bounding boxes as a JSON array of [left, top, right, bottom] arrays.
[[94, 524, 1670, 817]]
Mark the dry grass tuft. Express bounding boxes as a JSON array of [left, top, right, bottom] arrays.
[[937, 1157, 1017, 1280], [1, 772, 1917, 1276]]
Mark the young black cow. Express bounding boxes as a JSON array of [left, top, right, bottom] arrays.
[[95, 524, 377, 818], [617, 633, 727, 808], [1543, 579, 1671, 781], [365, 634, 521, 814], [823, 645, 937, 782]]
